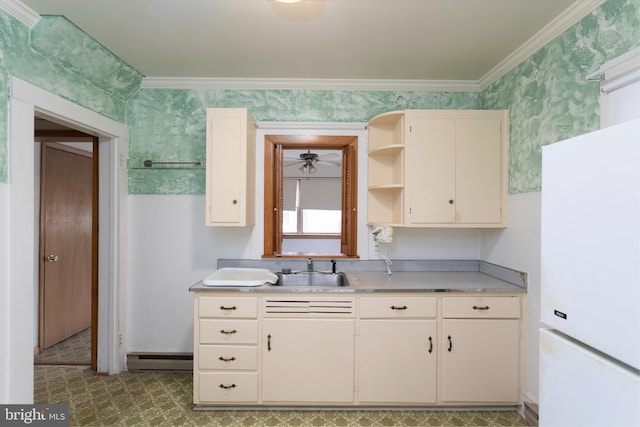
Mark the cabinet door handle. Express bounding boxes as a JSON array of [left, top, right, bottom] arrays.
[[447, 335, 453, 352], [472, 305, 490, 310], [267, 334, 272, 352], [428, 336, 433, 354], [219, 305, 237, 311], [390, 305, 408, 311], [219, 329, 237, 335], [218, 356, 236, 362], [219, 384, 237, 390]]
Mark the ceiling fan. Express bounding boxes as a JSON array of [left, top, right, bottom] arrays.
[[284, 149, 341, 174]]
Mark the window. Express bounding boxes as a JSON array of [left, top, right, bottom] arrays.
[[284, 177, 342, 235], [263, 135, 358, 258]]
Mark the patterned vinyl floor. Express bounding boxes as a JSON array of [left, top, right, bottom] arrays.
[[34, 366, 527, 427], [33, 332, 528, 426], [35, 328, 92, 365]]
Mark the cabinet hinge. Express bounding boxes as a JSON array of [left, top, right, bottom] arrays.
[[409, 125, 412, 133]]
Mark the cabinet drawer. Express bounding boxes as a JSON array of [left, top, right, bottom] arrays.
[[442, 296, 520, 318], [200, 319, 258, 344], [199, 296, 258, 318], [360, 297, 437, 318], [198, 372, 258, 403], [199, 345, 257, 370]]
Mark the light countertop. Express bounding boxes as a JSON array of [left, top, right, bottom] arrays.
[[189, 271, 524, 293]]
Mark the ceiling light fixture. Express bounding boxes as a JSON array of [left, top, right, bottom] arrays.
[[276, 0, 302, 3], [298, 162, 316, 174]]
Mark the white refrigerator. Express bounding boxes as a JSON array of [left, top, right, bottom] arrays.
[[540, 118, 640, 427]]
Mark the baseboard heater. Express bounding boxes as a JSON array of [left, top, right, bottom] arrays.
[[127, 352, 193, 372]]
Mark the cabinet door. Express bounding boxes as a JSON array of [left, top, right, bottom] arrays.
[[455, 119, 502, 224], [262, 319, 355, 403], [406, 118, 456, 224], [442, 319, 520, 403], [358, 320, 436, 403], [206, 108, 255, 226]]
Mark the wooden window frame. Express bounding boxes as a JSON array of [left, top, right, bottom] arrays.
[[263, 135, 358, 258]]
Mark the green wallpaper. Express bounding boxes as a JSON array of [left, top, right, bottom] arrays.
[[0, 68, 8, 182], [0, 13, 143, 182], [1, 0, 637, 191], [482, 0, 640, 194], [127, 0, 639, 195], [126, 89, 480, 194]]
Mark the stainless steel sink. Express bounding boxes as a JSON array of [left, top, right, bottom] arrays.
[[275, 271, 350, 287]]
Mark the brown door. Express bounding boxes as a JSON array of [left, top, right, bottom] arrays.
[[39, 141, 94, 351]]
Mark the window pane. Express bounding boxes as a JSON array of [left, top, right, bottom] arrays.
[[302, 209, 341, 233], [283, 210, 298, 233]]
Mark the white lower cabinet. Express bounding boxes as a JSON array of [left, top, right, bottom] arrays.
[[198, 372, 258, 403], [358, 319, 437, 403], [357, 296, 437, 404], [262, 318, 355, 403], [441, 296, 521, 404], [193, 295, 259, 405], [192, 292, 522, 407]]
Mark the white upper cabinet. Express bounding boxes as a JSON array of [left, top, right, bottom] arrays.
[[367, 109, 508, 228], [205, 108, 256, 226], [367, 111, 405, 225]]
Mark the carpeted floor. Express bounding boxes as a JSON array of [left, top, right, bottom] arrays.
[[34, 365, 528, 427]]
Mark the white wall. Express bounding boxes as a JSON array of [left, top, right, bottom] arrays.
[[126, 195, 253, 352], [0, 183, 10, 401], [481, 192, 541, 402], [3, 97, 36, 403]]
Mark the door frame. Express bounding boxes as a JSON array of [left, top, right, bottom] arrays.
[[8, 77, 128, 401]]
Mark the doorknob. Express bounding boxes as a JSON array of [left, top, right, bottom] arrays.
[[46, 254, 59, 263]]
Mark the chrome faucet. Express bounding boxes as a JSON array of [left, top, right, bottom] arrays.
[[306, 257, 314, 272]]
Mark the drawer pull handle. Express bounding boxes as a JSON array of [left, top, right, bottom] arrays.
[[447, 335, 453, 352], [267, 334, 272, 352], [428, 336, 433, 354], [472, 305, 490, 310], [219, 329, 238, 335], [390, 305, 408, 311], [219, 384, 237, 390], [218, 356, 236, 362], [220, 305, 237, 311]]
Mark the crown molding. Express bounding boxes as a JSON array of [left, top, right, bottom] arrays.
[[478, 0, 606, 90], [0, 0, 40, 28], [140, 77, 482, 92]]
